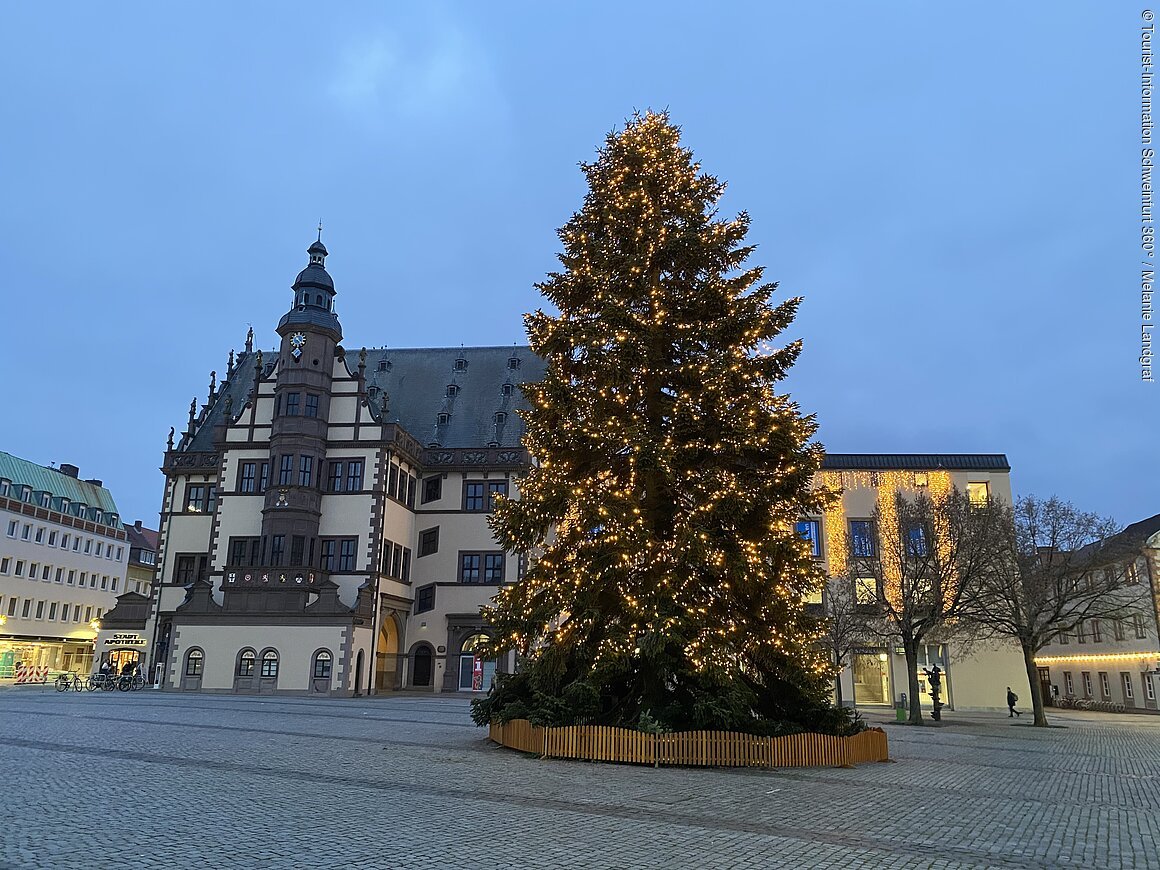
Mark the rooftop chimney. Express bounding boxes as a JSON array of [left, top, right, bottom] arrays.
[[84, 478, 103, 488], [134, 520, 143, 531], [59, 464, 79, 478]]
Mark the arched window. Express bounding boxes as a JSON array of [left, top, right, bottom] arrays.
[[313, 650, 332, 679], [260, 650, 279, 678], [185, 648, 204, 676], [316, 294, 323, 306], [237, 649, 256, 676]]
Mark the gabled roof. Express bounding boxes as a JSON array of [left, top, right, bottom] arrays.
[[123, 522, 159, 552], [820, 454, 1011, 472]]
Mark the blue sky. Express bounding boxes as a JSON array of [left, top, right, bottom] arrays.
[[0, 3, 1151, 527]]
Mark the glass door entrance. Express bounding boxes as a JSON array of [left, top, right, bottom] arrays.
[[852, 651, 891, 705]]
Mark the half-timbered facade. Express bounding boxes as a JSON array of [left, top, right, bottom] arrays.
[[126, 238, 543, 694]]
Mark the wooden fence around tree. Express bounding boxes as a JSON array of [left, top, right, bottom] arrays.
[[489, 719, 889, 768]]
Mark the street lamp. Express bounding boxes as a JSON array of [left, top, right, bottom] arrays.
[[89, 619, 101, 633]]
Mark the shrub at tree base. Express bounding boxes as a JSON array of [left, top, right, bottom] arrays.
[[473, 110, 861, 740]]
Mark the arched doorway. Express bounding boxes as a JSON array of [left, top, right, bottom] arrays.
[[311, 649, 333, 694], [458, 633, 495, 692], [258, 649, 279, 695], [354, 649, 365, 695], [233, 648, 256, 693], [411, 644, 433, 688], [375, 615, 399, 691]]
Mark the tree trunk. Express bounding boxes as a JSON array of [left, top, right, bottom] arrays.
[[835, 671, 844, 708], [1022, 642, 1049, 727], [903, 638, 923, 725]]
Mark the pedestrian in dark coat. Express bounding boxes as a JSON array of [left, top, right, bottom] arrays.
[[1006, 686, 1021, 717]]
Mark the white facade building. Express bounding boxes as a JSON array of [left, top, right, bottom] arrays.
[[0, 454, 128, 678]]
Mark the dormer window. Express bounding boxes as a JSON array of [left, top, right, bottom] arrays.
[[501, 383, 514, 397], [508, 356, 521, 370], [378, 360, 390, 372], [38, 492, 51, 507], [446, 384, 459, 397], [437, 413, 450, 426], [0, 479, 9, 495], [454, 357, 467, 372], [494, 412, 507, 425]]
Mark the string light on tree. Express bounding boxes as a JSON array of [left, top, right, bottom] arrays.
[[471, 111, 859, 737]]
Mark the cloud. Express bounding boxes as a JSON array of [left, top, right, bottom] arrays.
[[329, 21, 500, 125]]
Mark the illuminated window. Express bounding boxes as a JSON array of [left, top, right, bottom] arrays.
[[795, 520, 822, 558], [967, 482, 989, 506], [854, 577, 878, 605]]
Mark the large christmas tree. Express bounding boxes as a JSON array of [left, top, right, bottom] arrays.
[[473, 112, 854, 736]]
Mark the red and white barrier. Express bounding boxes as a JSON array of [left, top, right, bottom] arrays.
[[13, 665, 49, 684]]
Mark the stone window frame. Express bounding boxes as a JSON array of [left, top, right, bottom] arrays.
[[418, 527, 439, 558], [259, 648, 280, 679], [238, 461, 258, 493], [414, 584, 435, 614], [422, 475, 442, 504], [235, 648, 257, 677], [312, 649, 333, 680], [184, 648, 205, 677]]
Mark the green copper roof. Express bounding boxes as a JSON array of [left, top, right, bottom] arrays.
[[0, 451, 120, 515]]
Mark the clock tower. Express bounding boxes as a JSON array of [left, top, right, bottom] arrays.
[[260, 235, 344, 572]]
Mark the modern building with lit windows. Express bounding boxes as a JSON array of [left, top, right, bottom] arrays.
[[1034, 514, 1160, 712], [0, 452, 128, 679], [804, 455, 1027, 712]]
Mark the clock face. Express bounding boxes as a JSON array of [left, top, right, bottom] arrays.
[[290, 333, 307, 348]]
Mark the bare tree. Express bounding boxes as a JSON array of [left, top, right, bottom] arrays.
[[817, 576, 877, 708], [852, 488, 997, 725], [959, 495, 1144, 727]]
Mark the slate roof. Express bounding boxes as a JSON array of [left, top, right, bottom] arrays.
[[123, 521, 159, 553], [0, 451, 120, 515], [364, 346, 545, 448], [182, 345, 544, 453], [821, 454, 1011, 472]]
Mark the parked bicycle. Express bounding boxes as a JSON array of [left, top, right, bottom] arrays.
[[117, 673, 147, 692], [54, 672, 84, 692], [87, 673, 119, 692]]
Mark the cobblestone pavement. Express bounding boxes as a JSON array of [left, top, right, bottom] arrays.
[[0, 689, 1157, 870]]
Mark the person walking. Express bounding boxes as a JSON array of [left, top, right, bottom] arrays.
[[1006, 686, 1021, 718]]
